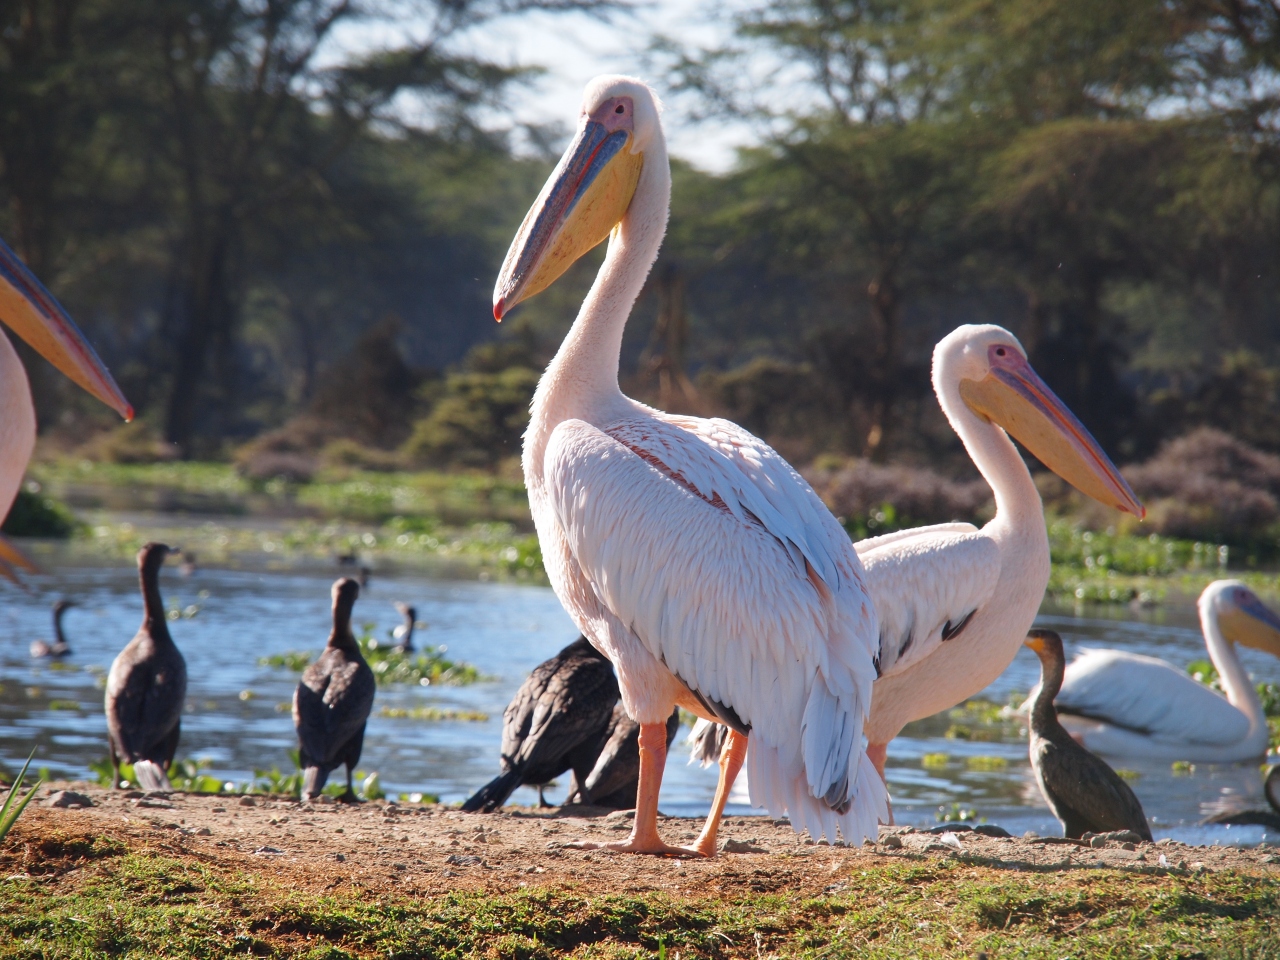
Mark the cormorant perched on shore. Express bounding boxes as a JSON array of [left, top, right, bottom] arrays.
[[392, 602, 417, 653], [105, 544, 186, 792], [1025, 630, 1152, 840], [30, 600, 75, 658], [463, 636, 618, 812], [294, 578, 376, 801], [566, 705, 681, 808]]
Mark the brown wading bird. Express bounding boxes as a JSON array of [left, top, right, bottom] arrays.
[[464, 636, 620, 812], [30, 600, 75, 658], [565, 704, 681, 809], [105, 544, 187, 791], [1025, 629, 1152, 840], [294, 578, 376, 802]]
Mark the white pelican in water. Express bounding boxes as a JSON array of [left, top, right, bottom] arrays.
[[494, 76, 885, 855], [691, 324, 1143, 811], [1051, 580, 1280, 762], [0, 238, 131, 577]]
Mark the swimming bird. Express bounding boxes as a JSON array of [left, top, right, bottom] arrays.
[[566, 705, 682, 809], [1051, 581, 1280, 762], [463, 635, 619, 812], [0, 237, 131, 578], [1202, 766, 1280, 830], [1024, 629, 1152, 840], [294, 577, 376, 801], [690, 324, 1142, 816], [105, 543, 186, 791], [30, 600, 74, 658], [495, 75, 884, 855], [392, 602, 416, 653]]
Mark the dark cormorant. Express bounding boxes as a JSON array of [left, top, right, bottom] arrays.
[[294, 577, 376, 801], [392, 602, 416, 653], [566, 704, 681, 808], [463, 635, 619, 812], [1202, 765, 1280, 830], [104, 543, 186, 792], [30, 600, 75, 658], [1026, 629, 1152, 840]]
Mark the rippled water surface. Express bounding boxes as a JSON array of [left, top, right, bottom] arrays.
[[2, 555, 1277, 845]]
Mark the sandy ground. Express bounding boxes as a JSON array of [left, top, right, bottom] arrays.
[[9, 783, 1279, 898]]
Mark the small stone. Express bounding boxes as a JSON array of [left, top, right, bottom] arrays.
[[44, 790, 94, 809], [722, 838, 768, 854], [1121, 842, 1136, 851], [1090, 836, 1107, 849], [254, 846, 284, 855], [211, 807, 226, 813], [334, 853, 345, 862], [881, 834, 903, 849], [605, 809, 635, 821], [195, 827, 212, 836], [239, 796, 257, 807]]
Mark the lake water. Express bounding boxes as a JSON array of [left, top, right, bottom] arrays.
[[2, 555, 1278, 846]]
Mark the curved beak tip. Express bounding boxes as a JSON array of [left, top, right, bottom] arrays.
[[493, 297, 505, 323], [123, 403, 135, 423]]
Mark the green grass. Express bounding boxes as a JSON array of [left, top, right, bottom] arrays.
[[4, 847, 1278, 958]]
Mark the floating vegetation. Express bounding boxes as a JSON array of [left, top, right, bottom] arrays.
[[936, 802, 981, 823], [258, 626, 483, 687], [1188, 659, 1280, 716], [966, 755, 1008, 771], [260, 650, 313, 671], [378, 707, 489, 722], [942, 697, 1025, 743], [47, 699, 81, 711], [1172, 761, 1195, 774], [1116, 769, 1142, 781], [921, 753, 950, 769]]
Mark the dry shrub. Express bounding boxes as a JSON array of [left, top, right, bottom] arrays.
[[233, 417, 327, 483], [76, 422, 179, 464], [1123, 428, 1280, 541], [804, 457, 991, 526], [321, 439, 404, 472]]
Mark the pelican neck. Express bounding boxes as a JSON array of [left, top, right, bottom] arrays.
[[527, 133, 671, 469], [1200, 601, 1266, 736]]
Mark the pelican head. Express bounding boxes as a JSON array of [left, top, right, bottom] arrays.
[[0, 238, 132, 420], [493, 76, 661, 320], [1201, 580, 1280, 657], [938, 324, 1143, 518]]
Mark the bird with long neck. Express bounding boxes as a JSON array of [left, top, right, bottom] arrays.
[[1024, 629, 1152, 840], [105, 543, 187, 792], [1052, 580, 1280, 762], [0, 237, 131, 580], [294, 578, 376, 801], [494, 75, 884, 855], [30, 600, 75, 658]]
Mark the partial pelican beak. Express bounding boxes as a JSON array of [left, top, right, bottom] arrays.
[[0, 238, 132, 420], [959, 346, 1144, 518], [0, 536, 38, 584], [493, 121, 643, 320], [1220, 591, 1280, 657]]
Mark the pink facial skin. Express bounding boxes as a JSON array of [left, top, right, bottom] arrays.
[[588, 96, 635, 135]]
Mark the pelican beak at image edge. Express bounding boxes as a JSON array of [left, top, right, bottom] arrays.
[[0, 237, 132, 421], [492, 117, 644, 321], [959, 346, 1143, 518]]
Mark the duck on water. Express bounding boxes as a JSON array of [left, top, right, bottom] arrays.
[[30, 600, 75, 659], [104, 543, 186, 792]]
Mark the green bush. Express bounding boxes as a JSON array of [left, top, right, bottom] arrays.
[[2, 489, 79, 538], [401, 366, 540, 469]]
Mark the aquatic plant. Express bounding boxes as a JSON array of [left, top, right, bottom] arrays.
[[0, 751, 42, 845], [1187, 659, 1280, 716], [378, 707, 489, 721], [921, 753, 950, 769], [258, 625, 483, 686], [965, 755, 1008, 771], [936, 802, 981, 823]]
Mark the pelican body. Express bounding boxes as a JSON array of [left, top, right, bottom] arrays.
[[1052, 581, 1280, 762], [0, 238, 131, 577], [105, 543, 186, 791], [294, 578, 376, 801], [1025, 630, 1152, 840], [495, 76, 885, 854], [463, 635, 619, 812]]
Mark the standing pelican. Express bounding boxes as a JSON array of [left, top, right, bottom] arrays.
[[1024, 630, 1152, 840], [1051, 581, 1280, 762], [494, 76, 885, 854], [0, 238, 131, 576], [105, 543, 186, 791]]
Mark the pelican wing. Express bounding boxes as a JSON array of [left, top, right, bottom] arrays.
[[544, 415, 886, 839], [855, 525, 998, 679], [1056, 649, 1250, 747]]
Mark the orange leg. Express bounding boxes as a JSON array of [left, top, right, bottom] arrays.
[[689, 729, 748, 857], [867, 741, 894, 826], [568, 722, 693, 856]]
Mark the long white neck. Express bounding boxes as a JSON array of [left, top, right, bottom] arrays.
[[524, 133, 671, 486], [0, 329, 36, 519], [1200, 601, 1267, 741], [933, 363, 1045, 538]]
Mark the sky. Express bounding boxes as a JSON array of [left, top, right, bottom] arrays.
[[330, 1, 766, 172]]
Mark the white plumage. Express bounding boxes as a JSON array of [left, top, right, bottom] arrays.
[[1052, 580, 1280, 762], [500, 76, 885, 850]]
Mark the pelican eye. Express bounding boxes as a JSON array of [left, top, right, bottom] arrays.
[[615, 104, 625, 114], [995, 347, 1007, 357]]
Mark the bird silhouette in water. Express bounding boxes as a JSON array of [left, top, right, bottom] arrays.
[[1202, 765, 1280, 831], [464, 636, 620, 812], [566, 704, 681, 808], [105, 544, 186, 791], [1025, 630, 1152, 840], [294, 577, 376, 802], [30, 600, 75, 658], [392, 602, 417, 653]]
